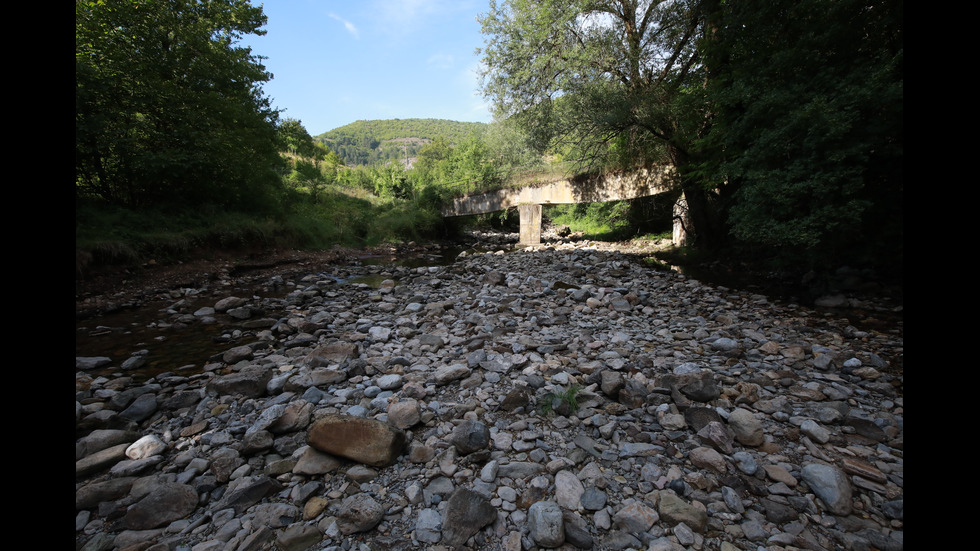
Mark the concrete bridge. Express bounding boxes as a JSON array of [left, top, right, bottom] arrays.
[[441, 165, 681, 246]]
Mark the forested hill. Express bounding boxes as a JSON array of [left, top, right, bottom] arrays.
[[317, 118, 487, 167]]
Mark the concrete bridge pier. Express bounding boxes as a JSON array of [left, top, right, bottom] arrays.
[[518, 203, 542, 247]]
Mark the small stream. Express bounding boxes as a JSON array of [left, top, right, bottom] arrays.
[[75, 247, 476, 381]]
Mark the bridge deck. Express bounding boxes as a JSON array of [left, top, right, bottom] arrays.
[[442, 166, 677, 246], [441, 166, 675, 217]]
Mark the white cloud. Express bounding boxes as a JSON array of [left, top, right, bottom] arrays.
[[368, 0, 479, 37], [328, 13, 360, 39], [427, 53, 455, 70]]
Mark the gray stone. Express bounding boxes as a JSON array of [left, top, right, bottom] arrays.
[[292, 446, 343, 475], [554, 470, 585, 510], [432, 363, 469, 385], [300, 342, 359, 367], [528, 500, 564, 548], [441, 488, 497, 548], [800, 419, 832, 444], [387, 398, 421, 429], [451, 419, 491, 454], [613, 499, 659, 533], [801, 463, 853, 515], [76, 443, 130, 478], [206, 365, 272, 398], [336, 494, 384, 534], [123, 481, 199, 530], [119, 393, 158, 422], [275, 523, 322, 551], [658, 492, 708, 533], [215, 475, 283, 514], [415, 508, 443, 544], [581, 486, 607, 511], [728, 408, 764, 446], [77, 356, 112, 370]]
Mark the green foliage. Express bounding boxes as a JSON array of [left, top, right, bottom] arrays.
[[547, 201, 633, 240], [280, 119, 346, 204], [319, 118, 488, 167], [76, 182, 451, 275], [478, 0, 722, 247], [370, 163, 414, 200], [76, 0, 283, 211], [538, 385, 582, 416], [696, 0, 903, 270], [76, 198, 288, 268], [279, 118, 319, 158], [478, 0, 704, 171], [441, 137, 502, 194]]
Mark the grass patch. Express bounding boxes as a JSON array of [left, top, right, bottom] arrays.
[[76, 187, 450, 275], [538, 385, 582, 417], [545, 201, 633, 240]]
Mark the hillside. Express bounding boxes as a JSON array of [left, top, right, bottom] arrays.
[[317, 118, 488, 167]]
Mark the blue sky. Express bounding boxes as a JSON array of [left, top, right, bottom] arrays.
[[243, 1, 495, 136]]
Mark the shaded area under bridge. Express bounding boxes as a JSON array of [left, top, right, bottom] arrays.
[[441, 166, 687, 246]]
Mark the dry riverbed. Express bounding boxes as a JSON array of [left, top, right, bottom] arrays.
[[75, 235, 903, 551]]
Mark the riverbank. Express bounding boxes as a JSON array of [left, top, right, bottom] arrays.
[[76, 235, 903, 551]]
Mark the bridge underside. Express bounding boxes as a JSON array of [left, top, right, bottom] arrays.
[[442, 167, 686, 247]]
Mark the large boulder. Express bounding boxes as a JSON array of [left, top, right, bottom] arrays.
[[307, 414, 406, 467], [123, 480, 199, 530]]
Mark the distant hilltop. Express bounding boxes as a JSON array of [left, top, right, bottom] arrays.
[[317, 118, 488, 167]]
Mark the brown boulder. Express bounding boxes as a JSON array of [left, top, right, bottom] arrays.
[[307, 414, 406, 467]]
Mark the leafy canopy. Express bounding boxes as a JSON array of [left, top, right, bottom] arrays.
[[76, 0, 283, 211], [696, 0, 903, 265], [478, 0, 707, 168]]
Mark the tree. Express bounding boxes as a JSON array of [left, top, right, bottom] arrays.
[[443, 137, 501, 194], [696, 0, 903, 270], [279, 118, 318, 158], [76, 0, 283, 211], [279, 119, 346, 203], [478, 0, 723, 245], [411, 137, 452, 189]]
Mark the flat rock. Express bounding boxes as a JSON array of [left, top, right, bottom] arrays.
[[307, 413, 406, 467]]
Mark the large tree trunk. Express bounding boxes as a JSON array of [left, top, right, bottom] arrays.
[[669, 145, 723, 249]]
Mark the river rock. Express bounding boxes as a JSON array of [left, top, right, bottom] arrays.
[[292, 446, 342, 475], [76, 443, 130, 478], [206, 365, 272, 398], [216, 475, 283, 514], [301, 342, 358, 367], [307, 414, 406, 467], [613, 499, 659, 533], [387, 398, 421, 429], [728, 407, 765, 446], [451, 419, 491, 454], [123, 479, 198, 530], [75, 243, 902, 551], [441, 487, 497, 548], [658, 492, 708, 533], [415, 508, 443, 544], [336, 494, 384, 534], [801, 463, 853, 515], [275, 523, 322, 551], [77, 356, 112, 370], [125, 434, 167, 460], [528, 500, 564, 547], [555, 469, 585, 510]]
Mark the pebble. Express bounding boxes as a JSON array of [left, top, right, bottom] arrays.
[[75, 237, 903, 551]]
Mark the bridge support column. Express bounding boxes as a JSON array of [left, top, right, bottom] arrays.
[[518, 203, 542, 247]]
